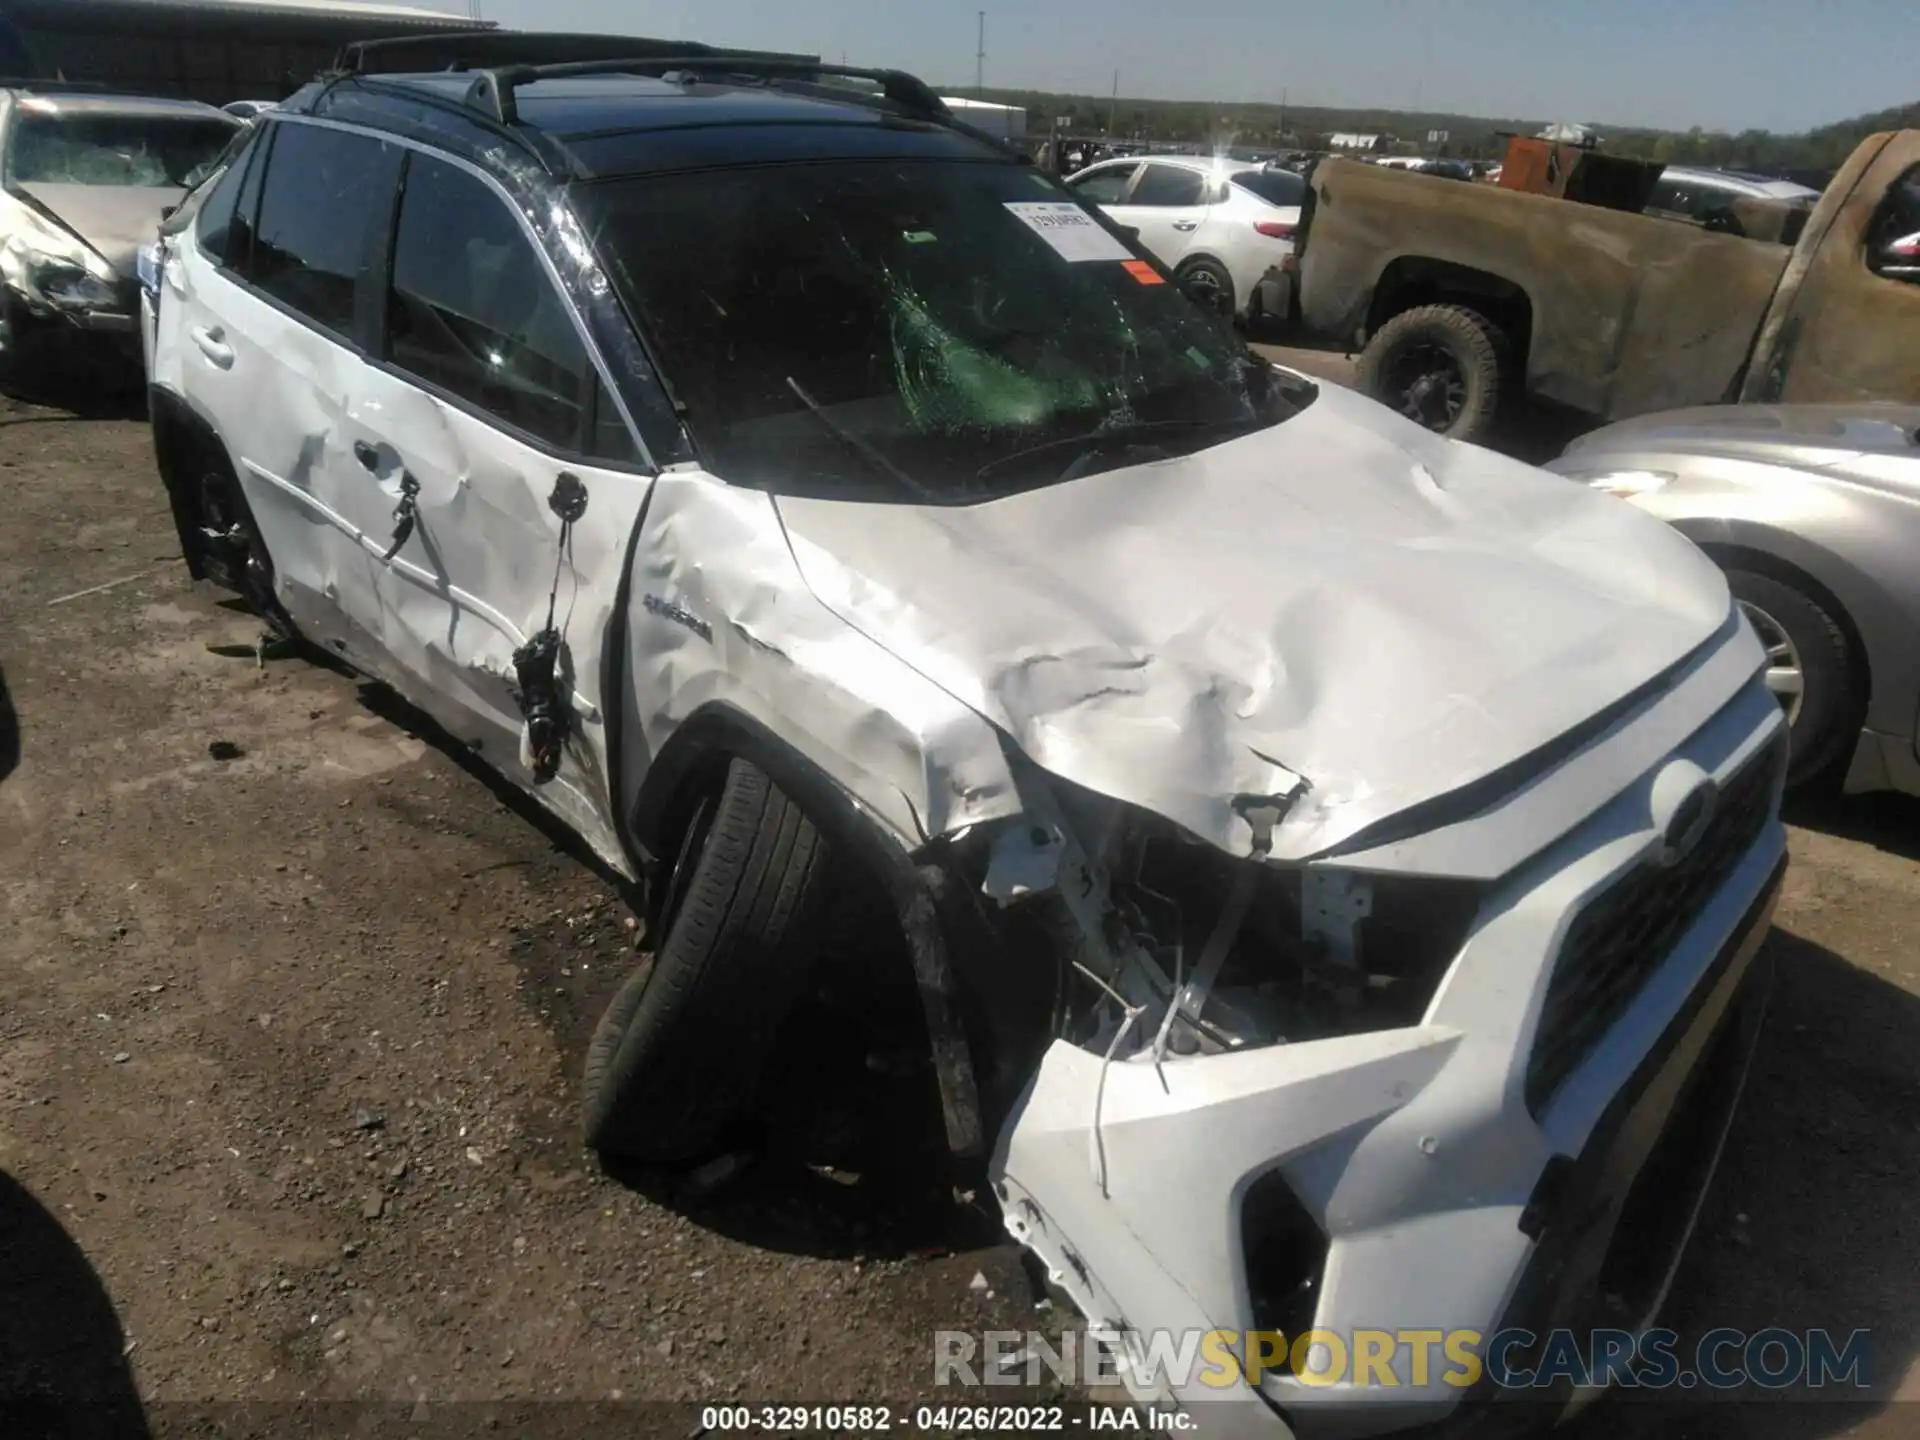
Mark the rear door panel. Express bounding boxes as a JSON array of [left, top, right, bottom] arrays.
[[1108, 162, 1214, 272]]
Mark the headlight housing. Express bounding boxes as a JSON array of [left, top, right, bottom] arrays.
[[0, 207, 121, 312], [30, 259, 117, 311]]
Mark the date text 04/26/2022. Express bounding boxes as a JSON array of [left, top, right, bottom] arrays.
[[697, 1404, 1193, 1432]]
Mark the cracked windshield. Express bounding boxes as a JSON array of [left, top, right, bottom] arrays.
[[7, 110, 235, 188], [582, 157, 1310, 500]]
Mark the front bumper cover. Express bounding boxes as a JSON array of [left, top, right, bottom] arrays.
[[989, 679, 1787, 1440]]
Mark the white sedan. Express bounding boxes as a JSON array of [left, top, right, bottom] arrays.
[[1066, 154, 1304, 325]]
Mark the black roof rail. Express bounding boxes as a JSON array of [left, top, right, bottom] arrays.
[[335, 29, 810, 77], [459, 55, 948, 127]]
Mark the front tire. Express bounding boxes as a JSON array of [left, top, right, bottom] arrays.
[[1357, 303, 1507, 442], [1726, 569, 1863, 787], [583, 757, 831, 1162]]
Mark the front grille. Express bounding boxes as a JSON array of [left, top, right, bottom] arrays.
[[1525, 735, 1781, 1115]]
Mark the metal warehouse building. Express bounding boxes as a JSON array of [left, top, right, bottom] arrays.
[[4, 0, 483, 105]]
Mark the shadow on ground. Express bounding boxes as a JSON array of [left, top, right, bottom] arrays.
[[0, 1170, 149, 1438], [0, 663, 17, 787], [596, 999, 1000, 1263], [0, 359, 147, 423], [1786, 787, 1920, 863], [344, 675, 985, 1258], [1562, 927, 1917, 1438], [348, 678, 639, 898]]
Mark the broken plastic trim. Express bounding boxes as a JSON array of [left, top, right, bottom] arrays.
[[513, 472, 593, 785]]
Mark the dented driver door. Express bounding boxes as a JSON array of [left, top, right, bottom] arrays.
[[335, 149, 653, 874]]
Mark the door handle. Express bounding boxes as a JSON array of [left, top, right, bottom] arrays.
[[190, 324, 233, 368], [354, 440, 380, 472], [1172, 220, 1199, 232]]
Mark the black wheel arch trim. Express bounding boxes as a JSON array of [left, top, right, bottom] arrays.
[[628, 700, 989, 1160], [148, 384, 243, 584]]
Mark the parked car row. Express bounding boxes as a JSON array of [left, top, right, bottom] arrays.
[[0, 81, 239, 376], [1065, 154, 1305, 323]]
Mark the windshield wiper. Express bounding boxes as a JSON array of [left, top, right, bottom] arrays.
[[973, 415, 1258, 486], [784, 377, 936, 501]]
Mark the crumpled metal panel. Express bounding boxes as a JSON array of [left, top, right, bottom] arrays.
[[1298, 157, 1792, 420], [624, 470, 1023, 850], [774, 383, 1733, 861]]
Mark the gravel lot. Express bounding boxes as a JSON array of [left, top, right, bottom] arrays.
[[1, 378, 1915, 1438]]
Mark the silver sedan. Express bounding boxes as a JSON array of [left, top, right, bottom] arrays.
[[1550, 403, 1920, 797]]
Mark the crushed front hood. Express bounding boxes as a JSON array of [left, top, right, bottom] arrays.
[[15, 182, 183, 279], [775, 386, 1734, 860]]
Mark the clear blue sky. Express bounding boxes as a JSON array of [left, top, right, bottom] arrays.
[[449, 0, 1912, 134]]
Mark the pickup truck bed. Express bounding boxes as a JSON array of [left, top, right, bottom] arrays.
[[1294, 131, 1920, 442]]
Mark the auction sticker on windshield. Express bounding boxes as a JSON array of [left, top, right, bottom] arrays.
[[1004, 202, 1133, 262]]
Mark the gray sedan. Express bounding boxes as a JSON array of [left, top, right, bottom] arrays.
[[1550, 403, 1920, 797]]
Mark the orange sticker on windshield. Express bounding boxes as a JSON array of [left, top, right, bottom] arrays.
[[1122, 259, 1166, 285]]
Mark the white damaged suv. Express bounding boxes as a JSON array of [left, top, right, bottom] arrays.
[[144, 42, 1788, 1438]]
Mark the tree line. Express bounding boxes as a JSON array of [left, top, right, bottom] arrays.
[[964, 85, 1919, 180]]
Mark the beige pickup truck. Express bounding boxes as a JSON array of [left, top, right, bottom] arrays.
[[1294, 131, 1920, 442]]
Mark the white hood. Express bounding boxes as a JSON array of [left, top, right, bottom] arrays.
[[773, 386, 1734, 861]]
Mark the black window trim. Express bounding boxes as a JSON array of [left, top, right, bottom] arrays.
[[201, 112, 657, 475], [377, 146, 616, 465], [191, 120, 264, 263], [205, 116, 389, 356], [226, 119, 271, 277]]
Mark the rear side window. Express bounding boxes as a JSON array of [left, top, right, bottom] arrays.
[[1129, 164, 1207, 207], [1070, 164, 1136, 204], [1865, 164, 1920, 283], [386, 153, 631, 459], [1231, 169, 1306, 208], [250, 123, 401, 337]]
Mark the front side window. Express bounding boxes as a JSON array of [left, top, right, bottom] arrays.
[[250, 123, 400, 336], [580, 158, 1306, 503], [1129, 164, 1208, 207], [5, 109, 236, 189], [386, 152, 630, 458], [1069, 164, 1136, 204]]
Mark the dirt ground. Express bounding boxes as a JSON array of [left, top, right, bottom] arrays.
[[1, 378, 1916, 1440]]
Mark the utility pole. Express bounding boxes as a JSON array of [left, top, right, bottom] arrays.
[[975, 11, 985, 97], [1106, 69, 1117, 136]]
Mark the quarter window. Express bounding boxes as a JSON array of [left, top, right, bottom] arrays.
[[250, 123, 401, 335], [385, 152, 630, 458], [193, 135, 255, 266]]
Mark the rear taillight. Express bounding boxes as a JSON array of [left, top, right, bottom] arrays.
[[1254, 220, 1296, 239]]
